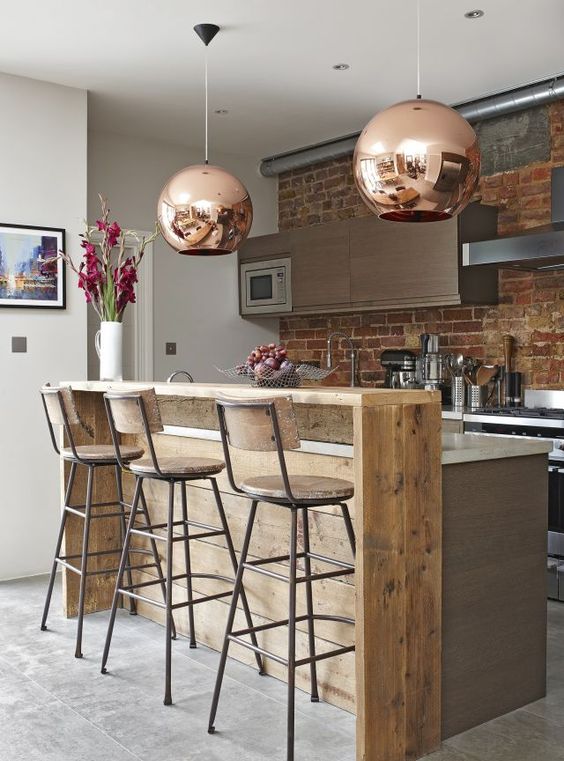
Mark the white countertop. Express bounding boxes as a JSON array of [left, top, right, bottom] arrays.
[[160, 426, 551, 465], [441, 433, 552, 465]]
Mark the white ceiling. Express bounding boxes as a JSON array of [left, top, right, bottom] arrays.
[[1, 0, 563, 159]]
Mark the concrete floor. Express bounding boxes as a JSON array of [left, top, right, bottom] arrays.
[[1, 577, 564, 761]]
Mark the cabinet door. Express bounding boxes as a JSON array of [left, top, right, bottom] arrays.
[[292, 221, 350, 308], [350, 215, 459, 305], [238, 230, 292, 262]]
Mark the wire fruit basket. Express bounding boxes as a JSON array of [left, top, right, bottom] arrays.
[[217, 363, 336, 388]]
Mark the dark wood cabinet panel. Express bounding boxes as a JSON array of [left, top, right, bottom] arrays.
[[238, 230, 293, 261], [237, 204, 499, 316], [350, 216, 460, 305], [292, 222, 350, 308]]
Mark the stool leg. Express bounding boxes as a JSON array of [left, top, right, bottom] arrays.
[[209, 478, 264, 674], [340, 503, 356, 558], [101, 477, 142, 674], [138, 486, 177, 640], [179, 481, 197, 648], [208, 500, 258, 734], [164, 480, 175, 706], [287, 508, 298, 761], [301, 507, 319, 702], [75, 464, 94, 659], [114, 465, 136, 616], [41, 461, 76, 631]]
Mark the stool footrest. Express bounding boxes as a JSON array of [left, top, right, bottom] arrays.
[[118, 572, 234, 610], [242, 561, 354, 584], [231, 612, 354, 640], [227, 631, 354, 669], [59, 547, 152, 562]]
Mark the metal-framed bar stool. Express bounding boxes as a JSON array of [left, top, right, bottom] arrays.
[[208, 396, 356, 761], [101, 389, 263, 706], [40, 385, 171, 659]]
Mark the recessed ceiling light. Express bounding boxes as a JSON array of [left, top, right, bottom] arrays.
[[332, 63, 350, 71], [214, 109, 229, 115], [464, 9, 484, 18]]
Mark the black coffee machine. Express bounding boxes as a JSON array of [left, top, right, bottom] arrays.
[[380, 349, 417, 388]]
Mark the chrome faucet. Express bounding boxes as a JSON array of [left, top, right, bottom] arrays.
[[166, 370, 194, 383], [326, 332, 358, 387]]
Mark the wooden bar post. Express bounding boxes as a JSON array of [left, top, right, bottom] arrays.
[[354, 398, 442, 761]]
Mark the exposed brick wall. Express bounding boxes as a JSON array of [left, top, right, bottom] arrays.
[[278, 101, 564, 388]]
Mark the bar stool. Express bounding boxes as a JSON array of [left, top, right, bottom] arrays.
[[40, 385, 171, 659], [101, 389, 263, 706], [208, 396, 356, 761]]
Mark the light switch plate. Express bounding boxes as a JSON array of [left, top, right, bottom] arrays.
[[12, 336, 27, 353], [166, 342, 177, 356]]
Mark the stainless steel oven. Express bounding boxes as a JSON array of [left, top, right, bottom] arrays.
[[240, 257, 292, 315]]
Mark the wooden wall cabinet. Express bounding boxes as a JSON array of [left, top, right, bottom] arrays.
[[238, 203, 498, 316]]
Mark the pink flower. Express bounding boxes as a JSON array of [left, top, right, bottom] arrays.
[[96, 220, 106, 231], [107, 221, 121, 247]]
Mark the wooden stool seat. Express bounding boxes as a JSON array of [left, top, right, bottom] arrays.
[[61, 444, 144, 463], [240, 474, 354, 501], [129, 456, 225, 478]]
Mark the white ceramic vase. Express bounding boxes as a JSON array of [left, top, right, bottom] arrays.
[[95, 321, 123, 381]]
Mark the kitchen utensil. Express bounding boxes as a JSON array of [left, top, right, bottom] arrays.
[[503, 335, 514, 373], [476, 364, 499, 387], [505, 371, 522, 406]]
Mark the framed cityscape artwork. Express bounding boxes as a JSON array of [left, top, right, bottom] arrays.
[[0, 223, 65, 308]]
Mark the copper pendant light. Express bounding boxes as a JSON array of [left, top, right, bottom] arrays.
[[353, 1, 480, 222], [158, 24, 253, 255]]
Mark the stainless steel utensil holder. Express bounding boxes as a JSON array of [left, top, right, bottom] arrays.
[[452, 376, 464, 408], [466, 385, 488, 409]]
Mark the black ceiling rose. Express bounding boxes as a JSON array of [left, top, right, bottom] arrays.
[[193, 23, 220, 46]]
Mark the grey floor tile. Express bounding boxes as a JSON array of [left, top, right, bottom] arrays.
[[6, 574, 564, 761]]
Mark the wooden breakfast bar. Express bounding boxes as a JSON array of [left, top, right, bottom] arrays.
[[57, 382, 550, 761]]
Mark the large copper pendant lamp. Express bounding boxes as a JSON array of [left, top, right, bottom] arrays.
[[353, 1, 480, 222], [158, 23, 253, 255]]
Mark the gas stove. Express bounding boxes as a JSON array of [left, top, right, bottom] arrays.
[[464, 389, 564, 459], [472, 406, 564, 419]]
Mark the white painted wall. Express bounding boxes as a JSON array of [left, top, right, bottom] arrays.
[[0, 73, 87, 580], [87, 130, 279, 382]]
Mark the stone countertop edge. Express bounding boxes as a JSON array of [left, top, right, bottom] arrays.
[[160, 425, 551, 465]]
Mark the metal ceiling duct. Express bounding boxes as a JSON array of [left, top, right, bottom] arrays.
[[259, 76, 564, 177]]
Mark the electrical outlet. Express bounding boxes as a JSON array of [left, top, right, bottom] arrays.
[[11, 336, 27, 353], [166, 342, 177, 356]]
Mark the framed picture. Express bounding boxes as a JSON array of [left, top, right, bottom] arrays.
[[0, 223, 65, 309]]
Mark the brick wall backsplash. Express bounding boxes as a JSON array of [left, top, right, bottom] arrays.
[[278, 101, 564, 389]]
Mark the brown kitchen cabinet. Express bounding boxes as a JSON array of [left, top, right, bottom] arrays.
[[291, 221, 350, 309], [238, 202, 498, 316]]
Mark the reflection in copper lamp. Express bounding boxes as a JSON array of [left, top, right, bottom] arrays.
[[353, 0, 480, 222], [158, 24, 253, 255], [353, 99, 480, 222]]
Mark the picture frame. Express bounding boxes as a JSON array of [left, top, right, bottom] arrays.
[[0, 223, 65, 309]]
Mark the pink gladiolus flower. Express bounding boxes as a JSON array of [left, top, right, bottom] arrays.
[[96, 219, 106, 231]]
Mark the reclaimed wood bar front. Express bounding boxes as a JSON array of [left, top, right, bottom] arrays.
[[58, 382, 443, 761]]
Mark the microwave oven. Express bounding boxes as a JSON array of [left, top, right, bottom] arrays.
[[240, 257, 292, 315]]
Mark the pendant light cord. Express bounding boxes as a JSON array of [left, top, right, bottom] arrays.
[[416, 0, 422, 99], [204, 46, 209, 164]]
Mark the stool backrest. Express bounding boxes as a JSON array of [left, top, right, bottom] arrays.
[[104, 388, 162, 473], [216, 396, 300, 501], [218, 396, 300, 452], [40, 385, 81, 456], [105, 388, 163, 434]]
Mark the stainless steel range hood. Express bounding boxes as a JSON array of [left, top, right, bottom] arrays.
[[464, 168, 564, 270]]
